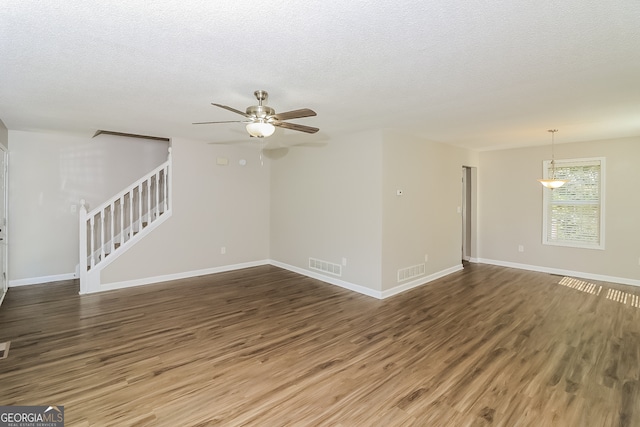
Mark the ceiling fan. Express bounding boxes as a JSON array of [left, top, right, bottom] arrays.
[[193, 90, 319, 138]]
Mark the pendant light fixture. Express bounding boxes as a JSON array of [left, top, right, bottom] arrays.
[[538, 129, 568, 189]]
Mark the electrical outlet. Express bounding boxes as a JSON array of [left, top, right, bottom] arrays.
[[424, 254, 429, 262], [518, 245, 524, 253], [342, 257, 347, 266], [220, 247, 226, 254]]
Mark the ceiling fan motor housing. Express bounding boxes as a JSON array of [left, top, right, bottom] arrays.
[[246, 105, 275, 120]]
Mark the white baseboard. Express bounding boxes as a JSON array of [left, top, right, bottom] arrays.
[[9, 272, 77, 287], [24, 258, 633, 300], [11, 261, 465, 299], [381, 264, 464, 299], [478, 258, 640, 288], [90, 259, 271, 294], [270, 260, 464, 300], [269, 260, 383, 299]]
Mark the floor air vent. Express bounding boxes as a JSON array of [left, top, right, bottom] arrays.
[[0, 341, 10, 359], [309, 258, 342, 277], [397, 263, 426, 282]]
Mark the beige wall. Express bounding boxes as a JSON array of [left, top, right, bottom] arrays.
[[101, 137, 271, 284], [270, 130, 384, 291], [270, 129, 479, 294], [478, 137, 640, 283], [13, 124, 638, 294], [8, 130, 169, 282], [381, 130, 479, 290]]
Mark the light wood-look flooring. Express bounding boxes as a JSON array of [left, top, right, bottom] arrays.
[[1, 264, 639, 426]]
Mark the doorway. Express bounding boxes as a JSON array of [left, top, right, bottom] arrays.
[[461, 166, 475, 263]]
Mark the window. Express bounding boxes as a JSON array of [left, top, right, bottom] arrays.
[[542, 157, 605, 249]]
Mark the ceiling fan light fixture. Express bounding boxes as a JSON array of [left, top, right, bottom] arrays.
[[245, 121, 275, 138]]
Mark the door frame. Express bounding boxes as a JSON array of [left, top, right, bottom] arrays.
[[0, 146, 7, 306], [461, 166, 476, 263]]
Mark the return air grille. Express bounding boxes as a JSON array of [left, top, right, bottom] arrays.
[[0, 341, 10, 359], [397, 263, 426, 283], [309, 258, 342, 277]]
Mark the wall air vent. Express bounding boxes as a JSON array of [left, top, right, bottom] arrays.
[[397, 263, 426, 283], [309, 258, 342, 277]]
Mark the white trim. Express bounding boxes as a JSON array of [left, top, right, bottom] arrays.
[[9, 272, 77, 287], [17, 260, 465, 298], [88, 259, 271, 294], [270, 260, 382, 298], [477, 258, 640, 288], [381, 264, 464, 299], [271, 260, 464, 300]]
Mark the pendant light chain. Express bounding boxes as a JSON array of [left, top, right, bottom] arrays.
[[538, 128, 567, 189], [549, 129, 558, 179]]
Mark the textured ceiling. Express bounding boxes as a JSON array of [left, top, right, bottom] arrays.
[[1, 0, 639, 151]]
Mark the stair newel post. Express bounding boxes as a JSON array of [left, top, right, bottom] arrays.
[[79, 199, 88, 294]]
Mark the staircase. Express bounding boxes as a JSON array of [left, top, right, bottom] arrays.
[[79, 148, 172, 294]]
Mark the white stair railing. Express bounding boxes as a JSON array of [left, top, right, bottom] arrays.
[[79, 148, 172, 293]]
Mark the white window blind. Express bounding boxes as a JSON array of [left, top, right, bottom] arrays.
[[542, 157, 605, 249]]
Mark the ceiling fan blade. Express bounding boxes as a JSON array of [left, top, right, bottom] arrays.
[[271, 108, 317, 121], [192, 120, 249, 125], [211, 103, 252, 118], [273, 121, 319, 134]]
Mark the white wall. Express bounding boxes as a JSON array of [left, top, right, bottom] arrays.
[[381, 130, 479, 291], [8, 130, 169, 283], [100, 137, 270, 286], [270, 130, 384, 292], [478, 137, 640, 284]]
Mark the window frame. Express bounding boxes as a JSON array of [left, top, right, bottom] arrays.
[[541, 156, 606, 250]]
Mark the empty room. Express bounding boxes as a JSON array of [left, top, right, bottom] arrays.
[[1, 1, 639, 426]]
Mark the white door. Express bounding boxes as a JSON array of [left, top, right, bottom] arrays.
[[0, 148, 7, 305]]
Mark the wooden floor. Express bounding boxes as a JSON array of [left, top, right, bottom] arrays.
[[1, 264, 639, 426]]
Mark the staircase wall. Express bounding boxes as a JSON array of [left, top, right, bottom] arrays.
[[98, 137, 270, 290], [8, 129, 169, 285]]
